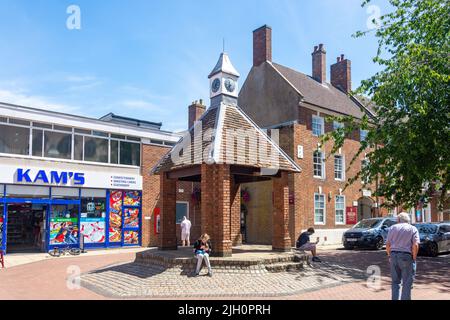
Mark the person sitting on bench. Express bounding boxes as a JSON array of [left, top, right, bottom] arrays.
[[296, 227, 321, 262]]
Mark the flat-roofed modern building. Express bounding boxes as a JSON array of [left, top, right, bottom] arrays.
[[0, 102, 180, 253]]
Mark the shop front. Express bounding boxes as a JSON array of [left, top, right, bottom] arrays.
[[0, 164, 143, 254]]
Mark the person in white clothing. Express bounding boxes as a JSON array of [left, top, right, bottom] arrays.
[[180, 216, 192, 246]]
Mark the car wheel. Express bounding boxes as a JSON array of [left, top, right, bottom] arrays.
[[344, 244, 354, 250], [428, 242, 439, 257], [374, 237, 384, 250]]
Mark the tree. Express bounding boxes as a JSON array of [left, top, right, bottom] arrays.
[[322, 0, 450, 210]]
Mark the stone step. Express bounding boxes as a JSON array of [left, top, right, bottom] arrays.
[[265, 261, 305, 273]]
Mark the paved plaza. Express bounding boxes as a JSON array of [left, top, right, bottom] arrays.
[[1, 247, 448, 300]]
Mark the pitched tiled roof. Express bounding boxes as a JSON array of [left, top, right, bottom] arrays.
[[152, 103, 301, 174], [271, 62, 376, 119]]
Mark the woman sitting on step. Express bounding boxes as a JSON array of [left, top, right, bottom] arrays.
[[193, 233, 213, 277]]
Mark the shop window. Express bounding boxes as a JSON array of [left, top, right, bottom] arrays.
[[49, 204, 79, 246], [6, 185, 49, 198], [51, 187, 79, 199], [0, 203, 3, 246], [110, 140, 119, 164], [314, 193, 325, 224], [120, 141, 141, 166], [74, 135, 83, 161], [335, 195, 345, 224], [81, 196, 106, 244], [54, 125, 72, 132], [0, 184, 4, 196], [84, 136, 108, 163], [44, 131, 72, 159], [176, 202, 189, 224], [0, 124, 30, 155], [32, 129, 43, 157]]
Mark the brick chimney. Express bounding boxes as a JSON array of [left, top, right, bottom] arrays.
[[253, 25, 272, 67], [312, 44, 326, 83], [331, 54, 352, 93], [188, 99, 206, 129]]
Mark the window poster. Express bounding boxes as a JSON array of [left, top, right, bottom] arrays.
[[124, 191, 141, 207], [124, 208, 139, 228], [49, 218, 79, 245], [81, 198, 106, 244], [124, 230, 139, 245], [109, 190, 122, 242]]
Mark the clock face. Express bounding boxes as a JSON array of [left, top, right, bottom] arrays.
[[225, 78, 235, 92], [212, 78, 221, 93]]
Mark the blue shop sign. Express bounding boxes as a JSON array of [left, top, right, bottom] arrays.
[[16, 168, 85, 185]]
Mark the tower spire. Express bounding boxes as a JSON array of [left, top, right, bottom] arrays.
[[208, 52, 240, 108]]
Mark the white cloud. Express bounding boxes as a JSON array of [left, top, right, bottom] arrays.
[[0, 89, 79, 113]]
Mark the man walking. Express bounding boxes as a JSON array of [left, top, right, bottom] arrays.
[[386, 212, 420, 300], [180, 216, 192, 247]]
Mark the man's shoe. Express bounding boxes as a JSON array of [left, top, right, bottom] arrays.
[[208, 271, 213, 277], [193, 272, 199, 277], [312, 257, 322, 262]]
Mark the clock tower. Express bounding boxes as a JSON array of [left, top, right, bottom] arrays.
[[208, 52, 240, 108]]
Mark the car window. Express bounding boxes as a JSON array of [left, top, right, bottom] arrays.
[[353, 219, 382, 229], [439, 225, 450, 233], [415, 224, 438, 234], [383, 220, 396, 227]]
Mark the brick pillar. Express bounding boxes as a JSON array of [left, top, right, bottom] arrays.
[[272, 171, 292, 251], [201, 164, 232, 257], [159, 173, 177, 250], [230, 176, 242, 246]]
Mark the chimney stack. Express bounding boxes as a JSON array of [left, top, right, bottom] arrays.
[[188, 99, 206, 129], [331, 54, 352, 93], [253, 25, 272, 67], [312, 44, 326, 83]]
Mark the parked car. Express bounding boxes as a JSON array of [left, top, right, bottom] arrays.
[[414, 222, 450, 257], [342, 217, 397, 250]]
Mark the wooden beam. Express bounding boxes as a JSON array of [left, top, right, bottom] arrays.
[[167, 166, 201, 179], [234, 175, 272, 184]]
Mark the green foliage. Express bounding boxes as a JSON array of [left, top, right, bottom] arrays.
[[323, 0, 450, 209]]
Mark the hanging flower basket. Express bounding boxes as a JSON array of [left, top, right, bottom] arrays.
[[241, 188, 251, 203]]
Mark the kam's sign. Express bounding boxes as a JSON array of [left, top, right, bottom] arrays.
[[0, 163, 142, 190], [16, 168, 85, 185]]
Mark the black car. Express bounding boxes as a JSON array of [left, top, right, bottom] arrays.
[[342, 218, 397, 250], [414, 223, 450, 257]]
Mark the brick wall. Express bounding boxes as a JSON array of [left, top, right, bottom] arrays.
[[141, 143, 171, 247]]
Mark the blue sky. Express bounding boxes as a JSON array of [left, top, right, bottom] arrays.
[[0, 0, 391, 132]]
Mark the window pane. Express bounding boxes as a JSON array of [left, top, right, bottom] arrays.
[[120, 141, 140, 166], [111, 134, 125, 140], [127, 136, 140, 142], [313, 151, 323, 177], [314, 194, 325, 223], [176, 203, 188, 224], [93, 131, 108, 137], [44, 131, 72, 159], [110, 140, 118, 164], [84, 137, 108, 163], [32, 129, 43, 157], [334, 155, 343, 180], [9, 118, 30, 126], [0, 124, 30, 155], [74, 128, 91, 134], [54, 125, 72, 132], [74, 135, 83, 161], [33, 122, 52, 129], [312, 116, 323, 136]]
